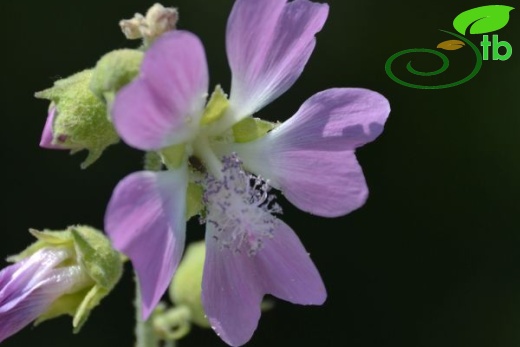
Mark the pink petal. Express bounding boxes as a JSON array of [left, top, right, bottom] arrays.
[[227, 0, 329, 119], [271, 150, 368, 217], [39, 106, 66, 149], [220, 88, 390, 217], [269, 88, 390, 150], [105, 168, 188, 318], [112, 30, 209, 151], [202, 219, 325, 346]]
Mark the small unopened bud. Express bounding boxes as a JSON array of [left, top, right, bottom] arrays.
[[35, 70, 120, 168], [39, 103, 67, 149]]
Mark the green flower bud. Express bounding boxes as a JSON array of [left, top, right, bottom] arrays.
[[35, 70, 119, 168], [169, 241, 209, 328], [7, 226, 123, 332], [90, 49, 144, 105]]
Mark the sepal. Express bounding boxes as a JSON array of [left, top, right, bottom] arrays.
[[90, 49, 144, 105]]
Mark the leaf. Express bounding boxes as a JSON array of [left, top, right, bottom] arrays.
[[453, 5, 514, 35], [437, 39, 465, 51]]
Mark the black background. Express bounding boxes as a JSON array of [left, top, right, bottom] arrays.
[[1, 0, 519, 346]]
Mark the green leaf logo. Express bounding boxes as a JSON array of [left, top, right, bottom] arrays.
[[453, 5, 514, 35]]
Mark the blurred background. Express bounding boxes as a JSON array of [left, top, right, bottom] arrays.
[[1, 0, 519, 346]]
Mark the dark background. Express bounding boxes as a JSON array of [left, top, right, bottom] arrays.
[[1, 0, 519, 346]]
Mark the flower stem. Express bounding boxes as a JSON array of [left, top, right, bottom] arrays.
[[135, 277, 160, 347]]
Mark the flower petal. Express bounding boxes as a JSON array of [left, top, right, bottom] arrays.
[[112, 30, 209, 150], [202, 219, 325, 346], [202, 230, 262, 346], [0, 249, 74, 343], [0, 261, 24, 291], [1, 248, 70, 305], [218, 88, 389, 217], [255, 221, 326, 305], [268, 88, 390, 150], [39, 106, 66, 149], [105, 168, 188, 318], [0, 279, 61, 343], [227, 0, 329, 120]]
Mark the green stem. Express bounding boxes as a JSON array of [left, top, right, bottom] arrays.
[[135, 278, 160, 347]]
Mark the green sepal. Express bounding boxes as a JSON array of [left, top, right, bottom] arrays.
[[34, 288, 90, 328], [144, 151, 163, 171], [7, 229, 72, 262], [72, 285, 108, 331], [160, 144, 186, 170], [35, 70, 119, 168], [70, 226, 122, 290], [185, 183, 203, 221], [232, 117, 277, 143], [169, 241, 209, 328], [200, 85, 229, 125], [90, 49, 144, 104]]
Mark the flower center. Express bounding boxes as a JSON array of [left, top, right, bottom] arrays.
[[203, 154, 282, 256]]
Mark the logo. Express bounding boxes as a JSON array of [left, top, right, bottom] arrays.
[[385, 5, 514, 89]]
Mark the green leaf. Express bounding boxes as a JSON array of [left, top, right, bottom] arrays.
[[453, 5, 514, 35]]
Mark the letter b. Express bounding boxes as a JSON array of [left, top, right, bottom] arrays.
[[492, 35, 512, 61]]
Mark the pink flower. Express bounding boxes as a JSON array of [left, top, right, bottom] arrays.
[[105, 0, 390, 345]]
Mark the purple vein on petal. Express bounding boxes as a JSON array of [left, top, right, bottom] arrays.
[[0, 248, 74, 343], [226, 0, 329, 120], [202, 219, 325, 347]]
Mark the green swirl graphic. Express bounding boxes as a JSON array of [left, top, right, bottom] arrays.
[[385, 30, 483, 89]]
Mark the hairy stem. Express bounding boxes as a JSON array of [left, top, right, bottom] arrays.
[[135, 278, 159, 347]]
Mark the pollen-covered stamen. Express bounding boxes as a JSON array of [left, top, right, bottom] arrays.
[[203, 154, 282, 256]]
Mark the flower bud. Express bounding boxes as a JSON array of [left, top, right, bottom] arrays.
[[90, 49, 144, 105], [35, 70, 120, 168], [39, 103, 67, 149], [169, 241, 209, 328], [0, 226, 123, 343]]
